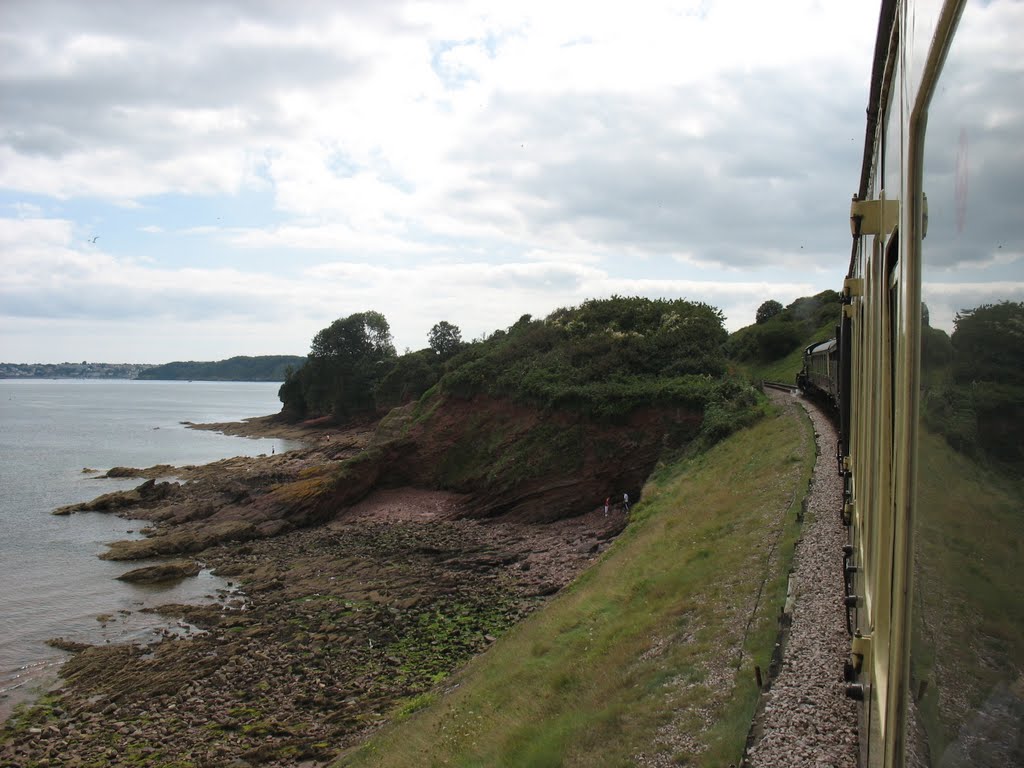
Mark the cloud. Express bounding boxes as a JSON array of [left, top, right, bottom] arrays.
[[0, 211, 816, 364], [0, 0, 885, 362]]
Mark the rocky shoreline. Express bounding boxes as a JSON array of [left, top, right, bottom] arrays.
[[1, 417, 626, 767]]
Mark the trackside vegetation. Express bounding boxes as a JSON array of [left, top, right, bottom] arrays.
[[336, 403, 815, 768]]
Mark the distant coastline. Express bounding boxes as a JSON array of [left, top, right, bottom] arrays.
[[0, 362, 153, 379], [137, 355, 305, 382], [1, 355, 306, 382]]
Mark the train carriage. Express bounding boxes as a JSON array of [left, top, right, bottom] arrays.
[[796, 338, 839, 405], [840, 1, 1023, 766]]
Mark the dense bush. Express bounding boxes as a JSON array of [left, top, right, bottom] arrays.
[[440, 296, 729, 415], [280, 297, 763, 440], [696, 375, 765, 445], [373, 350, 443, 412]]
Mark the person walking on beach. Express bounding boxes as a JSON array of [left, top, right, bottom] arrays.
[[604, 496, 610, 517]]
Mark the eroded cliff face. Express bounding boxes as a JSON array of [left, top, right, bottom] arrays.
[[390, 394, 704, 523], [68, 395, 703, 560]]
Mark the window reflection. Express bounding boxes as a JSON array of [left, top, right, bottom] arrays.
[[911, 1, 1024, 766]]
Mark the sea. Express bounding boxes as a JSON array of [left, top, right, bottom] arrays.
[[0, 379, 301, 721]]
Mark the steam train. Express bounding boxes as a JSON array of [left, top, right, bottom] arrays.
[[802, 1, 1022, 766]]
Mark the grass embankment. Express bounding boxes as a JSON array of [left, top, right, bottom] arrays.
[[338, 403, 815, 767]]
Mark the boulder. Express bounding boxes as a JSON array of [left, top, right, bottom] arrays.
[[116, 560, 203, 583]]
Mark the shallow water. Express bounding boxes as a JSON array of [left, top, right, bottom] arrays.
[[0, 379, 299, 720]]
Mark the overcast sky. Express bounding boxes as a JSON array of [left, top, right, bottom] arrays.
[[1, 0, 883, 363]]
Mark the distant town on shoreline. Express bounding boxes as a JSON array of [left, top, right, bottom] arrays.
[[0, 361, 153, 379], [0, 355, 305, 382]]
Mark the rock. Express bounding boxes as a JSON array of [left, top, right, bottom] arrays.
[[116, 560, 203, 583], [52, 479, 174, 515], [104, 465, 177, 479], [46, 637, 92, 653]]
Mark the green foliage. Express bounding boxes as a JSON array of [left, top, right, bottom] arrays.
[[755, 299, 784, 324], [726, 290, 841, 379], [951, 302, 1024, 386], [373, 349, 442, 411], [921, 324, 953, 371], [310, 311, 395, 361], [440, 296, 729, 416], [138, 355, 306, 381], [283, 296, 743, 426], [695, 375, 766, 446], [279, 311, 397, 420], [427, 321, 463, 360]]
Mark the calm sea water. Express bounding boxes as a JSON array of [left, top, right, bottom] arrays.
[[0, 379, 299, 720]]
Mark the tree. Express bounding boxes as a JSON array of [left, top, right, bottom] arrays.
[[311, 311, 395, 362], [755, 299, 784, 324], [281, 311, 397, 420], [428, 321, 463, 359]]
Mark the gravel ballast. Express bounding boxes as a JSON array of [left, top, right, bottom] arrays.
[[746, 392, 859, 767]]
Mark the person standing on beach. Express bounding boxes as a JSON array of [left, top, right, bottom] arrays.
[[623, 492, 630, 513], [604, 496, 610, 517]]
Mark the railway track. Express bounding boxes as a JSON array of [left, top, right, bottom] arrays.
[[761, 380, 798, 393], [745, 391, 858, 767]]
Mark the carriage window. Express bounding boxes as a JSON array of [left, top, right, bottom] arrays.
[[910, 1, 1024, 764]]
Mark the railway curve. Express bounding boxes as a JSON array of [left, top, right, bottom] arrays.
[[744, 389, 858, 767]]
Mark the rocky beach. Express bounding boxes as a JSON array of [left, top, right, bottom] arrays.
[[1, 415, 628, 767]]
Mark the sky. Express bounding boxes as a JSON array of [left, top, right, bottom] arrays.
[[0, 0, 884, 364]]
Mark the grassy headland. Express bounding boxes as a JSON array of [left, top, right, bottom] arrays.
[[338, 400, 815, 767]]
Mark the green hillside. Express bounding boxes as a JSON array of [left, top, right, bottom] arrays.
[[726, 291, 841, 384], [138, 355, 306, 382]]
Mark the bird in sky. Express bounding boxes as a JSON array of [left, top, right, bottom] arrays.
[[89, 236, 99, 243]]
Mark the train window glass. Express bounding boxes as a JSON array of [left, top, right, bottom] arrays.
[[874, 230, 896, 731], [883, 53, 901, 203], [911, 1, 1024, 765], [887, 236, 898, 427]]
